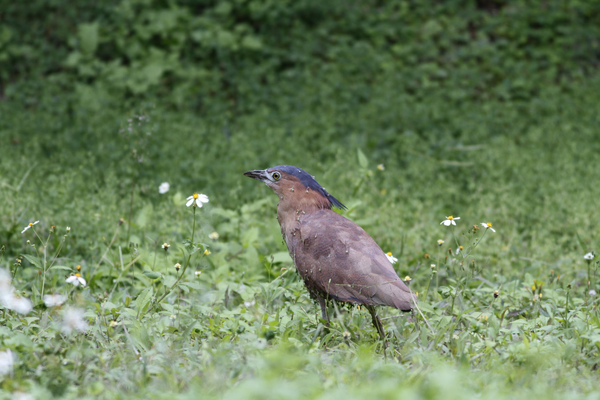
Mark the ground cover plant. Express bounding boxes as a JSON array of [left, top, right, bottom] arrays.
[[2, 1, 600, 399]]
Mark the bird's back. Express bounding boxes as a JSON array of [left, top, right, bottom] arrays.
[[285, 209, 414, 311]]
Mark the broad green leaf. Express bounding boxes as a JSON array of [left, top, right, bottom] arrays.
[[78, 22, 99, 55], [357, 148, 368, 169], [22, 254, 42, 269], [142, 270, 162, 280], [135, 287, 154, 314]]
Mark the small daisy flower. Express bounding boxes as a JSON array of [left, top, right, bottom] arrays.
[[66, 273, 86, 287], [186, 193, 209, 208], [203, 249, 211, 256], [43, 294, 67, 307], [403, 276, 412, 283], [244, 300, 255, 308], [195, 271, 202, 276], [209, 231, 219, 240], [590, 290, 597, 297], [21, 220, 39, 234], [430, 264, 436, 269], [158, 182, 170, 194], [480, 222, 496, 232], [385, 252, 398, 264], [342, 330, 351, 339], [440, 216, 459, 226], [162, 243, 170, 251], [110, 320, 119, 327], [584, 252, 595, 261], [456, 245, 464, 255], [494, 290, 499, 298], [437, 239, 445, 246], [377, 164, 385, 171], [174, 263, 181, 271], [66, 226, 71, 232]]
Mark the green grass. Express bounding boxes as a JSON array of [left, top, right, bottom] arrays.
[[1, 76, 600, 399]]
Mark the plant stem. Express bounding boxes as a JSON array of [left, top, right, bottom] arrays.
[[149, 207, 197, 312]]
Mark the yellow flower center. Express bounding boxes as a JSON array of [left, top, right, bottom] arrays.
[[386, 252, 393, 257], [448, 216, 454, 220], [404, 276, 411, 281], [193, 193, 199, 199], [486, 222, 492, 227], [204, 250, 211, 255], [459, 246, 464, 250], [76, 265, 81, 270], [75, 273, 82, 277], [29, 223, 33, 227]]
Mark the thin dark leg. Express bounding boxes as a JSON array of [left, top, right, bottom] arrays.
[[318, 296, 330, 324], [366, 305, 386, 342]]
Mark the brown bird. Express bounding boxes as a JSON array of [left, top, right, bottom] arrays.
[[244, 165, 415, 339]]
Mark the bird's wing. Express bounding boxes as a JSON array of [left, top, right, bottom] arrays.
[[294, 209, 413, 310]]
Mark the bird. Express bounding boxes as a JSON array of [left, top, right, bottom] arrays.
[[244, 165, 415, 339]]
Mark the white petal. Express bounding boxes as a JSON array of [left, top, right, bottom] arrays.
[[440, 221, 449, 226], [454, 217, 460, 220], [66, 276, 76, 283], [21, 226, 29, 233], [186, 198, 194, 207], [451, 220, 456, 225], [33, 221, 39, 225], [78, 277, 87, 286], [198, 194, 209, 203], [489, 227, 496, 232], [195, 199, 203, 208]]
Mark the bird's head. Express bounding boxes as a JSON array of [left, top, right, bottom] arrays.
[[244, 165, 346, 211]]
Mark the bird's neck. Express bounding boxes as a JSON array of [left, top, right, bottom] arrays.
[[275, 182, 332, 243]]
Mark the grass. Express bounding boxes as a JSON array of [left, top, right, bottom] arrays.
[[1, 75, 600, 399]]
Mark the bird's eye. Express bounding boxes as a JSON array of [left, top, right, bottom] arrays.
[[272, 171, 281, 180]]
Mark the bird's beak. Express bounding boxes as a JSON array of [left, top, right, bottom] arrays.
[[243, 169, 270, 182]]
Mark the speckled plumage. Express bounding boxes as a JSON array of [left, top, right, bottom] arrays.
[[244, 165, 415, 338]]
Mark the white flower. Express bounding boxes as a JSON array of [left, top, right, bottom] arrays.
[[158, 182, 170, 194], [66, 226, 71, 232], [0, 269, 33, 315], [584, 252, 595, 261], [43, 294, 67, 307], [0, 350, 15, 376], [9, 296, 33, 315], [186, 193, 209, 208], [589, 290, 597, 297], [377, 164, 385, 171], [480, 222, 496, 232], [162, 242, 170, 251], [437, 239, 445, 246], [456, 246, 464, 254], [21, 220, 39, 234], [195, 271, 202, 276], [66, 273, 86, 287], [440, 216, 459, 226], [174, 263, 181, 271], [209, 231, 219, 240], [385, 252, 398, 264], [61, 307, 88, 334], [244, 301, 256, 308]]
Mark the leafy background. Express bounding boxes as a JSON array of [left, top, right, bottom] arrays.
[[1, 0, 600, 398]]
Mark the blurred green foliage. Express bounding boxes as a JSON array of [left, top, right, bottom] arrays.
[[2, 1, 600, 399], [2, 0, 600, 109]]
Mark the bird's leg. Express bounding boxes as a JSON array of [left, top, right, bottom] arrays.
[[318, 296, 330, 325], [366, 305, 387, 343]]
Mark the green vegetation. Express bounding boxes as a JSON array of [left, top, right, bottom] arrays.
[[1, 1, 600, 398]]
